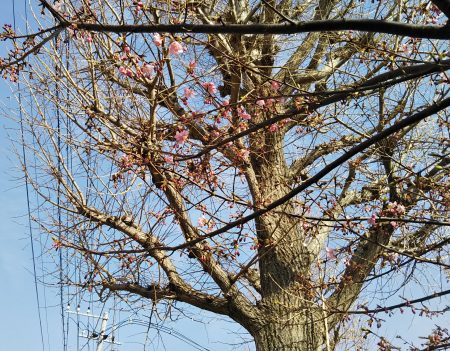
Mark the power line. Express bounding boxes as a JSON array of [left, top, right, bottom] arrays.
[[54, 28, 67, 351], [13, 0, 46, 349]]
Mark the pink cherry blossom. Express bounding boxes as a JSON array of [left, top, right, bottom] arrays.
[[153, 33, 162, 47], [326, 247, 337, 260], [118, 66, 133, 77], [271, 80, 281, 90], [84, 33, 93, 43], [397, 204, 406, 214], [183, 87, 195, 99], [391, 202, 405, 215], [265, 98, 275, 107], [175, 129, 189, 145], [236, 148, 250, 161], [387, 252, 399, 263], [135, 1, 143, 12], [169, 41, 184, 55], [210, 130, 221, 140], [256, 99, 265, 107], [400, 43, 409, 53], [141, 63, 154, 77], [390, 221, 398, 228], [164, 155, 174, 164], [269, 123, 279, 132], [368, 213, 377, 225], [123, 45, 131, 54], [120, 154, 133, 168], [188, 60, 197, 74], [197, 216, 208, 227], [202, 82, 217, 94], [238, 108, 251, 120]]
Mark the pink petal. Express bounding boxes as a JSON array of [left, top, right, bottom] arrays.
[[184, 87, 195, 99], [269, 124, 279, 132], [368, 214, 377, 225], [164, 155, 174, 164], [271, 80, 280, 91], [175, 129, 189, 145], [169, 41, 184, 55], [202, 82, 217, 94], [188, 60, 197, 74], [153, 33, 162, 47], [119, 66, 127, 75], [326, 247, 337, 260], [238, 108, 251, 120], [141, 63, 154, 77]]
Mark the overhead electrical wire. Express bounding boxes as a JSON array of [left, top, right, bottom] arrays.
[[111, 318, 212, 351], [55, 22, 67, 351], [13, 0, 46, 350], [63, 25, 71, 351], [24, 0, 52, 347], [13, 1, 46, 351]]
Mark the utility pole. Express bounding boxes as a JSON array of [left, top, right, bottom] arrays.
[[67, 306, 121, 350], [97, 312, 108, 351]]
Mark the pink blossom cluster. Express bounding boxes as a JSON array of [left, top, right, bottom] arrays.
[[202, 82, 217, 94], [151, 34, 186, 56], [83, 32, 93, 43], [141, 62, 154, 78], [197, 216, 208, 227], [384, 201, 406, 216], [120, 154, 133, 168], [386, 252, 399, 263], [326, 247, 337, 260], [368, 213, 377, 225], [169, 41, 185, 55], [236, 148, 250, 161], [133, 1, 144, 13], [270, 80, 281, 91], [269, 123, 279, 132], [187, 60, 197, 75], [153, 33, 163, 47], [183, 87, 195, 99], [175, 129, 189, 145], [238, 107, 251, 120], [368, 202, 406, 228], [164, 154, 174, 164], [118, 66, 133, 77]]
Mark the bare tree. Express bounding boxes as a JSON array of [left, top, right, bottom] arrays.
[[3, 0, 450, 350]]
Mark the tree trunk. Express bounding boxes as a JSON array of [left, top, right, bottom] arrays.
[[251, 209, 325, 351], [253, 312, 323, 351], [246, 117, 326, 350]]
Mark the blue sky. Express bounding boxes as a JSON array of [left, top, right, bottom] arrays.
[[0, 2, 52, 347], [0, 1, 448, 351], [0, 3, 63, 350]]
